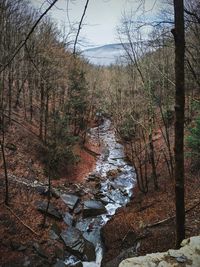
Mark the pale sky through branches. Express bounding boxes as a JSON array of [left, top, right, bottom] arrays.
[[30, 0, 162, 48]]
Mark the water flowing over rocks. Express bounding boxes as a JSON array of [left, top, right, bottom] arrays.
[[61, 194, 79, 210], [36, 201, 62, 220], [83, 200, 107, 218], [119, 236, 200, 267], [61, 119, 136, 267], [61, 227, 96, 262]]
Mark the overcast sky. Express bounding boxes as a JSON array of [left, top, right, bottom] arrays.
[[31, 0, 162, 48]]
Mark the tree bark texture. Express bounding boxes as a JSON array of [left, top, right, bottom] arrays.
[[173, 0, 185, 248]]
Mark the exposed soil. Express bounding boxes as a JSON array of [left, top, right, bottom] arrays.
[[0, 120, 100, 266], [1, 118, 200, 267]]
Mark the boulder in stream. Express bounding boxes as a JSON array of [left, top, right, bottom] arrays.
[[61, 227, 96, 262], [83, 200, 107, 217], [61, 194, 79, 210]]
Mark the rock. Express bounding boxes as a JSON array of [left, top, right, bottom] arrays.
[[10, 241, 21, 250], [51, 223, 61, 235], [65, 255, 83, 267], [61, 227, 96, 261], [63, 212, 73, 226], [18, 245, 27, 252], [32, 242, 48, 259], [94, 192, 105, 198], [103, 246, 137, 267], [61, 194, 79, 210], [51, 188, 61, 198], [87, 173, 101, 182], [83, 200, 107, 218], [100, 196, 110, 205], [71, 262, 83, 267], [83, 240, 96, 261], [36, 187, 60, 198], [35, 186, 48, 195], [53, 245, 65, 259], [106, 169, 120, 178], [83, 200, 107, 217], [49, 229, 59, 240], [94, 181, 101, 189], [176, 255, 187, 263], [119, 236, 200, 267], [10, 241, 27, 252], [23, 257, 31, 267], [53, 260, 66, 267], [74, 205, 82, 215], [36, 201, 62, 220]]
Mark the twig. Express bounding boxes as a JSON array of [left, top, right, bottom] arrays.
[[83, 145, 101, 157], [5, 205, 39, 236]]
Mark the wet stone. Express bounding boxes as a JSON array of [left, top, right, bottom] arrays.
[[61, 227, 96, 262], [36, 201, 62, 220], [61, 194, 79, 210], [100, 196, 111, 205], [83, 200, 107, 218], [65, 255, 83, 267]]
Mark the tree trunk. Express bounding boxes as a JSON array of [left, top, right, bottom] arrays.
[[173, 0, 185, 248], [39, 82, 44, 140]]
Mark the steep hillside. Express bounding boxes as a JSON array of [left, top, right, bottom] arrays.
[[82, 43, 126, 65]]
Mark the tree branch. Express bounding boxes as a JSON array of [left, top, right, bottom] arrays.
[[0, 0, 58, 73], [73, 0, 90, 55]]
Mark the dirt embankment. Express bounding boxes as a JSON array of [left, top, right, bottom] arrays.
[[0, 121, 100, 266]]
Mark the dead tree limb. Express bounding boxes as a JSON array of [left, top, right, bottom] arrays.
[[6, 205, 39, 236]]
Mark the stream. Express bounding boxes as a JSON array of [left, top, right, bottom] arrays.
[[63, 119, 136, 267]]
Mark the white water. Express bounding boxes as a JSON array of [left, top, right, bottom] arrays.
[[82, 119, 136, 267], [65, 119, 136, 267]]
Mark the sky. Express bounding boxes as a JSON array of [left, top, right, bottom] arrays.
[[30, 0, 162, 48]]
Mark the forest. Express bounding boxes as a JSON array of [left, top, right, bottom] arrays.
[[0, 0, 200, 267]]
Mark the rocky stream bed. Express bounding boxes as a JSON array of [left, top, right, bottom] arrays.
[[52, 119, 136, 267], [8, 119, 136, 267]]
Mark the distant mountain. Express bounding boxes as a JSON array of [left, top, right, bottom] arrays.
[[82, 43, 126, 66]]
